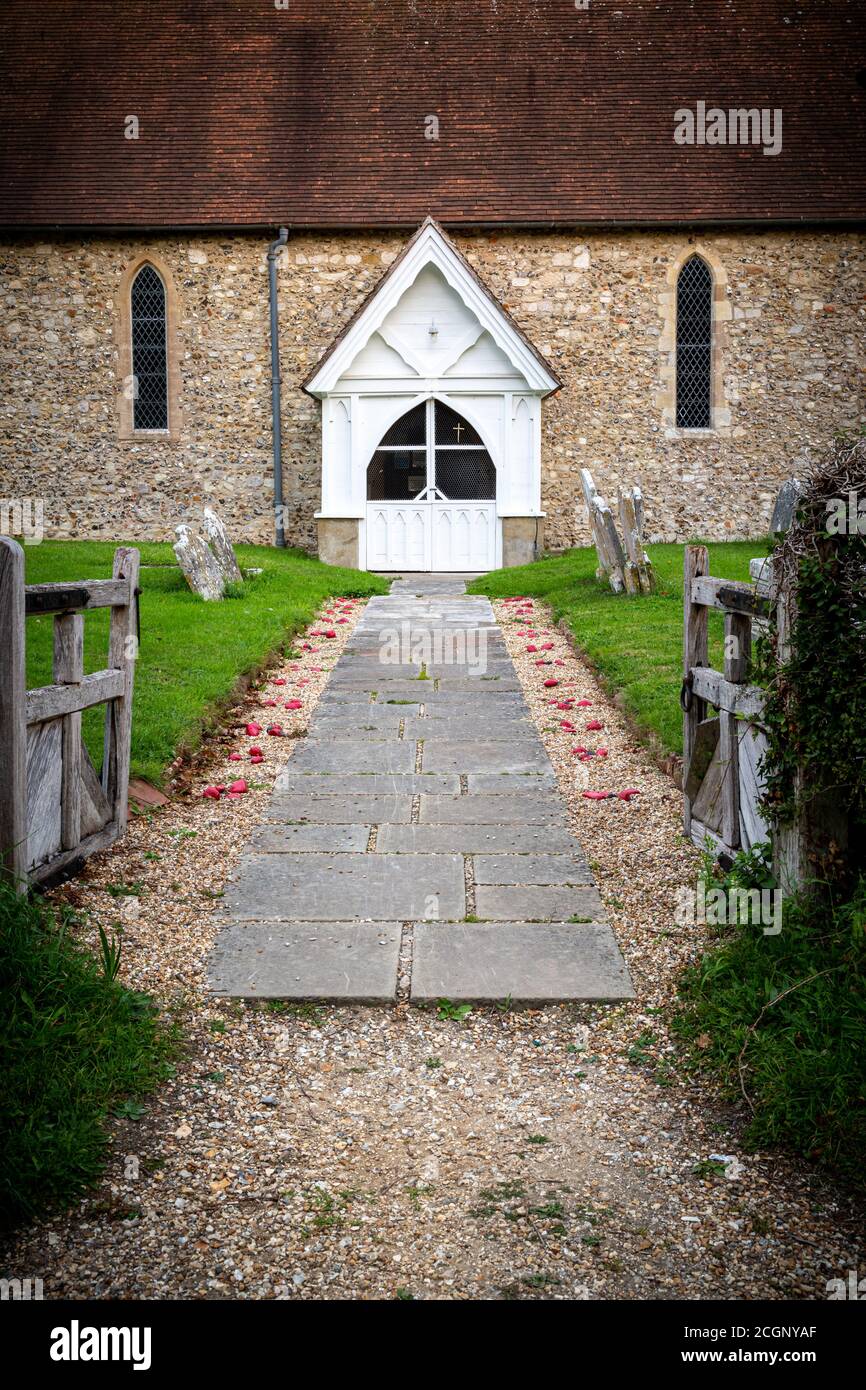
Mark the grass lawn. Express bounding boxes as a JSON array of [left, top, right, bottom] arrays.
[[470, 540, 770, 757], [23, 541, 388, 787]]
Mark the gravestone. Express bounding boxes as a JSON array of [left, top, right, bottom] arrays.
[[173, 524, 225, 601], [770, 478, 805, 535], [203, 506, 243, 585]]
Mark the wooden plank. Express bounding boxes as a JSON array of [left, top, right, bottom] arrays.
[[102, 548, 140, 835], [24, 579, 129, 615], [54, 613, 84, 851], [738, 724, 770, 851], [724, 611, 752, 684], [28, 821, 119, 886], [79, 740, 112, 838], [682, 545, 709, 834], [26, 668, 125, 724], [690, 666, 765, 717], [689, 817, 737, 862], [718, 711, 740, 851], [683, 716, 719, 803], [691, 745, 725, 834], [25, 719, 62, 869], [0, 537, 28, 889], [691, 575, 770, 618]]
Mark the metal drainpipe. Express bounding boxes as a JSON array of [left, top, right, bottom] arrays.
[[267, 227, 289, 547]]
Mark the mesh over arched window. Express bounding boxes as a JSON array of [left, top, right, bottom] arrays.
[[131, 264, 168, 430], [367, 400, 496, 501], [676, 256, 712, 429]]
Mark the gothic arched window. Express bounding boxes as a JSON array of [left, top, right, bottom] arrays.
[[676, 256, 713, 429], [131, 264, 169, 430]]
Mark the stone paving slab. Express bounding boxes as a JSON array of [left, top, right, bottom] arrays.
[[249, 824, 371, 853], [473, 853, 594, 885], [422, 741, 551, 774], [411, 923, 635, 1003], [266, 794, 413, 824], [419, 794, 567, 824], [288, 742, 417, 773], [224, 852, 465, 921], [375, 823, 580, 854], [466, 772, 556, 792], [401, 717, 536, 740], [273, 772, 459, 796], [474, 884, 605, 920], [209, 922, 402, 1002]]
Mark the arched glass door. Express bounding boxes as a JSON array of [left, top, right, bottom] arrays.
[[366, 400, 497, 570]]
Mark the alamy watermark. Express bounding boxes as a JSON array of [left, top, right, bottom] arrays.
[[825, 491, 866, 535], [826, 1269, 866, 1300], [675, 881, 782, 936], [1, 1275, 43, 1300], [1, 497, 44, 544], [674, 102, 782, 157]]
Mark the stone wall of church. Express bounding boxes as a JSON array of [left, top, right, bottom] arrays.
[[1, 228, 863, 552]]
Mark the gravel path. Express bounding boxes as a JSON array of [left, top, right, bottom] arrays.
[[4, 592, 863, 1301]]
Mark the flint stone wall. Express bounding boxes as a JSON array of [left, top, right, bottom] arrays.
[[1, 229, 863, 551]]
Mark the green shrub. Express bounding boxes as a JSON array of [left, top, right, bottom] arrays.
[[673, 854, 866, 1187], [0, 881, 179, 1231]]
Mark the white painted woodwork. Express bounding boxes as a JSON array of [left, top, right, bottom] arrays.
[[309, 219, 558, 571]]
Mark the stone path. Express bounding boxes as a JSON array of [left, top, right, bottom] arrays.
[[209, 576, 633, 1004]]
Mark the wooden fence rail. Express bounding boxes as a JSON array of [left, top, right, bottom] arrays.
[[0, 538, 139, 890]]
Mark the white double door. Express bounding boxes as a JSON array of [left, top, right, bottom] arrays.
[[367, 494, 496, 572]]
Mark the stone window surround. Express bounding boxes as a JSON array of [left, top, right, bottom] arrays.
[[116, 252, 182, 442], [657, 241, 732, 440]]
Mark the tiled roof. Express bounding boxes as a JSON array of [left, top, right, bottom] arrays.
[[1, 0, 864, 230]]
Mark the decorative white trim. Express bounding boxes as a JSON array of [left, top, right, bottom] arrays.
[[306, 219, 559, 398]]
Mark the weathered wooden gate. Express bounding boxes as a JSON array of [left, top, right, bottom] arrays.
[[0, 538, 140, 889], [681, 545, 771, 860]]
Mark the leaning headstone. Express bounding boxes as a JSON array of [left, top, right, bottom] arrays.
[[770, 478, 805, 535], [203, 506, 242, 585], [173, 524, 225, 601], [580, 468, 654, 595]]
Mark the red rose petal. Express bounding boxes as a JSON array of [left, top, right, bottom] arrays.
[[577, 700, 592, 708], [202, 786, 221, 799], [229, 779, 248, 794], [228, 752, 242, 761], [582, 790, 611, 800], [272, 678, 286, 686], [586, 720, 604, 731], [245, 722, 262, 736], [617, 789, 641, 801], [286, 699, 303, 710], [544, 678, 559, 688]]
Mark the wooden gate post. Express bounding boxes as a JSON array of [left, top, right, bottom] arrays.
[[682, 545, 709, 835], [0, 537, 27, 890], [101, 547, 140, 836]]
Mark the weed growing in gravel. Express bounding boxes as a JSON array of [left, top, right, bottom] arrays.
[[436, 999, 472, 1022]]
